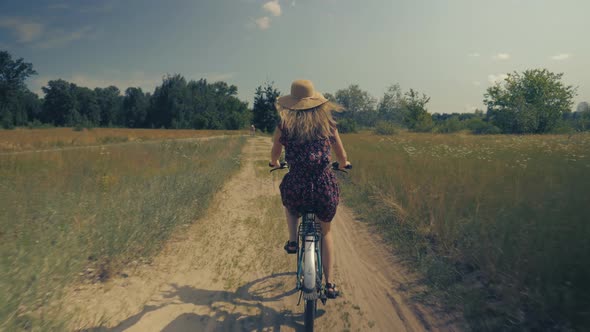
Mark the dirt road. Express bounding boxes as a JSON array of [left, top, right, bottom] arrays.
[[64, 136, 457, 331]]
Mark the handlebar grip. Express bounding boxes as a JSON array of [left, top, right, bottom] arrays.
[[332, 162, 352, 170], [269, 161, 288, 168]]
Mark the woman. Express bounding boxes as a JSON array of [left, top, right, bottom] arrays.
[[270, 79, 350, 299]]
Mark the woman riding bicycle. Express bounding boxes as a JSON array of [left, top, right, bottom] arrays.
[[269, 79, 351, 299]]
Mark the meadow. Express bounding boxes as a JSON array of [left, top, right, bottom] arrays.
[[0, 130, 245, 331], [340, 131, 590, 331], [0, 127, 242, 153]]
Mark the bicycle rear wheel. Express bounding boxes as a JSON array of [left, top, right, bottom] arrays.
[[304, 299, 316, 332], [303, 235, 316, 292]]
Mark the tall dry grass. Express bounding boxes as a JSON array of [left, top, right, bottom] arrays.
[[0, 136, 245, 331], [340, 132, 590, 331], [0, 127, 243, 152]]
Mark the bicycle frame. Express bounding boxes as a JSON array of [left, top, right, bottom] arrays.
[[269, 161, 350, 331]]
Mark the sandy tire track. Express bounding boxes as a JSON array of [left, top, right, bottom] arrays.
[[63, 136, 459, 331]]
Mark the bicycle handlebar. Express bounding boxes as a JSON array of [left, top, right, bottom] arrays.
[[331, 162, 352, 170], [269, 161, 352, 173], [269, 162, 288, 172]]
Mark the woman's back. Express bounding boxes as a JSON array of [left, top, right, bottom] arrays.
[[279, 127, 335, 175]]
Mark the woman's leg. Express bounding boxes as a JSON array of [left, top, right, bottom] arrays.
[[320, 221, 333, 285], [285, 208, 299, 243]]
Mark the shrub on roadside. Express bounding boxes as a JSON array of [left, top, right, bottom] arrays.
[[374, 121, 398, 135]]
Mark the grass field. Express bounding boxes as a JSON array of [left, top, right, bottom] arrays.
[[340, 131, 590, 331], [0, 127, 244, 153], [0, 131, 245, 331]]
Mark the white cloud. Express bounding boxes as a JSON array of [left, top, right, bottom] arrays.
[[488, 74, 508, 84], [34, 26, 94, 49], [255, 17, 271, 30], [263, 0, 282, 16], [0, 16, 95, 49], [467, 52, 480, 57], [551, 53, 571, 61], [0, 17, 44, 43], [492, 53, 510, 60]]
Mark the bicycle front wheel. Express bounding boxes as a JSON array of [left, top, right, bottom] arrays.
[[304, 299, 316, 332]]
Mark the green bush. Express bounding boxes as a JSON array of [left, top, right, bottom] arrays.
[[549, 121, 576, 134], [374, 121, 398, 135], [436, 117, 464, 133], [337, 118, 357, 133], [412, 114, 435, 132], [466, 118, 501, 135]]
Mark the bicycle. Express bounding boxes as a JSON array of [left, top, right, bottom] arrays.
[[270, 161, 352, 332]]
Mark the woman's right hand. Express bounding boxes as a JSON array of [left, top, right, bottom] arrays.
[[333, 161, 352, 170]]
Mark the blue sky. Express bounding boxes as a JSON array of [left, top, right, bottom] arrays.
[[1, 0, 588, 114]]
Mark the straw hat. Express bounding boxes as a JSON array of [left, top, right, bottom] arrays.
[[276, 79, 328, 111]]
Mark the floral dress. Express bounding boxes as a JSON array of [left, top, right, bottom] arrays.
[[279, 127, 340, 222]]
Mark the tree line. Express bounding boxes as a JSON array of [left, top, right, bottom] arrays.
[[251, 71, 589, 135], [1, 51, 249, 130], [2, 49, 589, 134]]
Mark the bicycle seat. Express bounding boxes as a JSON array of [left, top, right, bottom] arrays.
[[298, 206, 316, 214]]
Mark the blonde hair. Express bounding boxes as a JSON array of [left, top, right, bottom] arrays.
[[277, 101, 341, 142]]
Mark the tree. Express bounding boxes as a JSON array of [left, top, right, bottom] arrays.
[[403, 89, 433, 131], [0, 51, 37, 96], [123, 87, 148, 128], [42, 79, 80, 126], [571, 101, 590, 131], [148, 74, 189, 128], [252, 81, 280, 133], [334, 84, 377, 127], [378, 84, 406, 124], [75, 86, 101, 126], [576, 101, 590, 113], [484, 69, 576, 134], [145, 76, 249, 130], [0, 50, 37, 128], [323, 92, 336, 103], [95, 86, 123, 127], [17, 90, 42, 125], [207, 81, 248, 130]]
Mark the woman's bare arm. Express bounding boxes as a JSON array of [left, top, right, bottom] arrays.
[[331, 128, 350, 168], [270, 127, 282, 166]]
